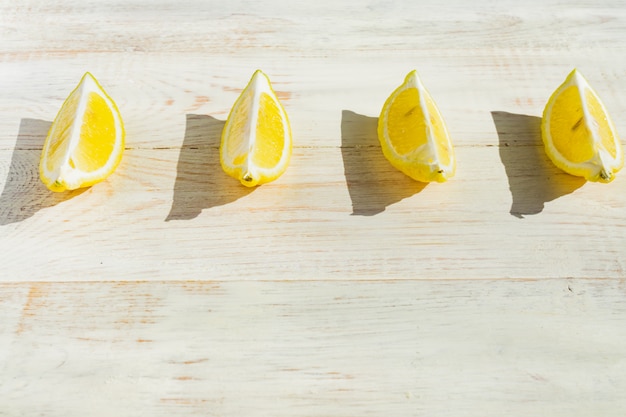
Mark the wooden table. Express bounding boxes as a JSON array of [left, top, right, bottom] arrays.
[[1, 1, 625, 415]]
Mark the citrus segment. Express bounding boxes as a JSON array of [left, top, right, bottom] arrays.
[[39, 72, 124, 192], [73, 92, 117, 172], [220, 70, 292, 187], [386, 88, 428, 155], [585, 89, 619, 158], [253, 92, 285, 169], [377, 70, 455, 183], [541, 69, 623, 182]]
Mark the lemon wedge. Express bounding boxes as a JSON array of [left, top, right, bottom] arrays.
[[377, 70, 456, 183], [220, 70, 292, 187], [39, 72, 125, 192], [541, 69, 623, 182]]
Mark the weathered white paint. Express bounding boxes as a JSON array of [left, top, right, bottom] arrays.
[[1, 280, 626, 416], [0, 1, 625, 415]]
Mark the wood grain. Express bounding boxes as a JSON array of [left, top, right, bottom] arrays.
[[1, 279, 626, 416], [1, 1, 626, 415]]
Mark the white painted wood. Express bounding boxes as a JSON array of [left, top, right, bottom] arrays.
[[1, 1, 626, 415], [1, 279, 626, 416]]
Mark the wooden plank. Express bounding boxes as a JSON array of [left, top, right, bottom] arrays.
[[1, 143, 625, 280], [1, 51, 625, 151], [1, 279, 625, 416], [1, 0, 625, 55]]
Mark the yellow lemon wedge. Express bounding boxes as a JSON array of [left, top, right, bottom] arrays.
[[541, 69, 623, 183], [220, 69, 292, 187], [39, 72, 125, 192], [377, 70, 456, 183]]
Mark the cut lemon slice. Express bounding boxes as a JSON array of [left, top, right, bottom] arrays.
[[220, 70, 292, 187], [541, 69, 623, 183], [39, 72, 125, 192], [377, 70, 456, 183]]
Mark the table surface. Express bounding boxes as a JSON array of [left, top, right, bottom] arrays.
[[1, 1, 626, 415]]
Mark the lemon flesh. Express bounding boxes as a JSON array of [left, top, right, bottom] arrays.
[[220, 70, 292, 187], [541, 69, 623, 183], [378, 70, 455, 183], [39, 72, 125, 192]]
